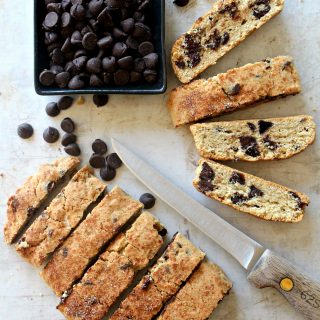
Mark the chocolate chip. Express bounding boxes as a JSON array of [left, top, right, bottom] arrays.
[[82, 32, 98, 50], [55, 72, 71, 88], [47, 181, 55, 193], [221, 32, 230, 45], [90, 74, 103, 86], [45, 31, 59, 45], [175, 59, 186, 69], [133, 58, 146, 73], [118, 56, 133, 70], [248, 185, 264, 198], [86, 57, 101, 73], [133, 22, 151, 41], [231, 193, 247, 205], [51, 48, 65, 65], [106, 153, 122, 169], [112, 42, 128, 58], [239, 136, 260, 157], [27, 207, 36, 217], [141, 275, 152, 289], [68, 75, 85, 89], [120, 262, 133, 270], [258, 120, 273, 134], [206, 29, 221, 50], [11, 198, 20, 212], [70, 4, 86, 20], [62, 247, 68, 257], [84, 280, 93, 286], [138, 41, 154, 56], [139, 193, 156, 209], [158, 227, 167, 237], [61, 12, 71, 28], [121, 18, 134, 33], [198, 162, 215, 193], [51, 64, 64, 75], [289, 191, 303, 209], [229, 172, 245, 185], [114, 69, 130, 85], [126, 36, 139, 50], [57, 96, 74, 110], [65, 61, 78, 76], [184, 34, 201, 68], [252, 0, 271, 19], [46, 102, 60, 117], [133, 11, 145, 22], [43, 127, 60, 143], [61, 133, 77, 146], [90, 153, 105, 168], [219, 2, 238, 18], [64, 143, 81, 156], [173, 0, 189, 6], [44, 12, 59, 29], [102, 56, 117, 72], [92, 139, 108, 154], [93, 94, 109, 107], [263, 135, 277, 151], [88, 0, 104, 16], [143, 69, 157, 83], [71, 30, 82, 44], [39, 70, 55, 86], [113, 27, 127, 40], [247, 122, 256, 132], [97, 7, 113, 27], [17, 123, 34, 139], [130, 71, 142, 83], [103, 72, 113, 84], [73, 56, 88, 71], [61, 117, 75, 133], [100, 166, 116, 181], [97, 35, 113, 50], [143, 53, 158, 69], [226, 83, 241, 95]]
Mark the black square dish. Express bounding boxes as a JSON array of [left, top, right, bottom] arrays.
[[34, 0, 166, 95]]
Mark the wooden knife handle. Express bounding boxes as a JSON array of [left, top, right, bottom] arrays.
[[248, 249, 320, 320]]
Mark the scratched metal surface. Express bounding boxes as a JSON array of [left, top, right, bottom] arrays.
[[0, 0, 319, 319]]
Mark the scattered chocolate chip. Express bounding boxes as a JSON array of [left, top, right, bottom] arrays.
[[252, 0, 271, 19], [229, 172, 245, 185], [57, 96, 74, 110], [206, 29, 221, 50], [289, 191, 303, 209], [100, 166, 116, 181], [158, 227, 167, 236], [84, 280, 93, 286], [39, 70, 55, 86], [258, 120, 273, 134], [231, 193, 247, 205], [248, 185, 264, 198], [221, 32, 230, 45], [247, 122, 256, 132], [17, 123, 34, 139], [27, 207, 36, 217], [175, 59, 186, 69], [64, 143, 81, 156], [139, 193, 156, 209], [106, 153, 122, 169], [263, 135, 277, 151], [47, 181, 55, 193], [61, 117, 75, 133], [45, 102, 60, 117], [43, 127, 60, 143], [61, 133, 77, 146], [198, 162, 215, 193], [62, 247, 68, 257], [93, 94, 109, 107], [184, 34, 202, 68], [173, 0, 189, 6], [141, 275, 152, 289], [282, 61, 292, 70], [92, 139, 108, 155], [90, 153, 105, 168], [120, 262, 133, 270], [226, 83, 241, 95], [219, 2, 238, 18], [239, 136, 260, 157]]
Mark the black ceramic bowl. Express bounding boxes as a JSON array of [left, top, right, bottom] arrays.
[[34, 0, 166, 95]]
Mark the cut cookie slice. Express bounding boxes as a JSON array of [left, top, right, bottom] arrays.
[[194, 159, 309, 222], [190, 115, 316, 161], [110, 233, 205, 320], [41, 186, 143, 296], [57, 212, 166, 320], [4, 156, 80, 244], [172, 0, 285, 83], [168, 56, 301, 127], [158, 261, 232, 320], [15, 167, 106, 267]]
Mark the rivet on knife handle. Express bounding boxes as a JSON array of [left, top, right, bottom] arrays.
[[248, 249, 320, 320]]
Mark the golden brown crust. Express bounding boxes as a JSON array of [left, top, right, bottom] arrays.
[[4, 156, 80, 244], [57, 212, 166, 320], [110, 233, 205, 320], [158, 261, 232, 320], [194, 159, 309, 222], [15, 167, 105, 267], [168, 56, 301, 127], [41, 186, 143, 296], [190, 115, 316, 161], [171, 0, 285, 83]]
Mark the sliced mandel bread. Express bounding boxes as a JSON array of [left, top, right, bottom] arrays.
[[193, 159, 309, 222], [168, 56, 301, 127], [171, 0, 285, 83], [190, 115, 316, 161]]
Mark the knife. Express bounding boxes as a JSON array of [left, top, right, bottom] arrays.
[[112, 138, 320, 320]]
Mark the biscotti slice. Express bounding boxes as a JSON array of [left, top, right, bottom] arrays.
[[41, 186, 143, 296], [158, 261, 232, 320], [4, 156, 80, 244], [57, 212, 166, 320], [168, 56, 301, 127], [15, 167, 106, 267], [194, 159, 309, 222], [190, 115, 316, 161], [171, 0, 284, 83], [110, 233, 205, 320]]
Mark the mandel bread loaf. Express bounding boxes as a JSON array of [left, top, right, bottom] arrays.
[[190, 115, 316, 161], [171, 0, 285, 83], [193, 159, 309, 222]]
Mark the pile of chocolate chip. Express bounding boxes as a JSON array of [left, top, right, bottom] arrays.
[[40, 0, 159, 89]]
